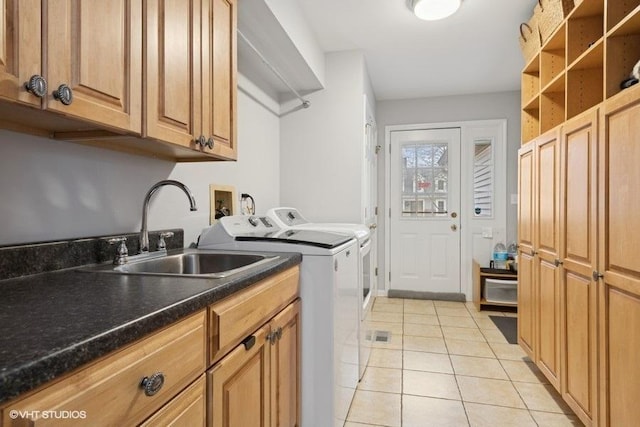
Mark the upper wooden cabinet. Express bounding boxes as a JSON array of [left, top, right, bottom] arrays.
[[145, 0, 237, 160], [201, 0, 237, 160], [0, 0, 237, 162], [0, 0, 142, 133], [145, 0, 202, 149], [0, 0, 42, 107]]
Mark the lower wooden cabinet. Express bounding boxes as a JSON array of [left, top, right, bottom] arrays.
[[0, 265, 301, 427], [209, 324, 271, 427], [1, 310, 207, 426], [518, 86, 640, 426], [140, 375, 206, 427], [208, 299, 301, 427], [598, 88, 640, 427]]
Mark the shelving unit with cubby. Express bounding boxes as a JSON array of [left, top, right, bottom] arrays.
[[520, 0, 640, 144]]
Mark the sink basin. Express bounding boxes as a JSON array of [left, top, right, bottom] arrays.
[[81, 250, 279, 279]]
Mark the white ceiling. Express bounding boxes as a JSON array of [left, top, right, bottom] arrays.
[[295, 0, 537, 100]]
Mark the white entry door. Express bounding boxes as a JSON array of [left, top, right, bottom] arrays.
[[389, 128, 461, 293]]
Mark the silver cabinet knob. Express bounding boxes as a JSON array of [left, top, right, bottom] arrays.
[[24, 75, 47, 98], [451, 224, 458, 231], [52, 84, 73, 105], [140, 372, 165, 396]]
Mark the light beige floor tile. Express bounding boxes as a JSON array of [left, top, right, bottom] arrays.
[[446, 339, 495, 358], [529, 410, 584, 426], [371, 331, 403, 350], [474, 318, 501, 330], [374, 297, 404, 306], [442, 326, 487, 342], [344, 423, 378, 427], [489, 342, 530, 361], [513, 382, 574, 414], [367, 348, 403, 369], [439, 315, 478, 328], [500, 360, 549, 384], [450, 355, 509, 380], [370, 311, 404, 323], [344, 423, 379, 427], [369, 321, 403, 336], [404, 299, 436, 315], [468, 310, 505, 319], [404, 336, 448, 353], [481, 329, 510, 344], [404, 350, 454, 374], [433, 300, 467, 307], [358, 367, 402, 393], [436, 307, 473, 317], [464, 402, 536, 427], [404, 323, 443, 338], [404, 313, 440, 325], [457, 376, 526, 408], [372, 301, 404, 313], [347, 390, 401, 427], [403, 395, 469, 427], [403, 371, 461, 400]]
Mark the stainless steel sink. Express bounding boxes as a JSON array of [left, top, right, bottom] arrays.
[[81, 250, 279, 279]]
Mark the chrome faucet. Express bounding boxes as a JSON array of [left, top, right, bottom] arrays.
[[140, 180, 197, 254]]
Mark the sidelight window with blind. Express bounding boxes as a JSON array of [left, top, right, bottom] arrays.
[[473, 139, 493, 217]]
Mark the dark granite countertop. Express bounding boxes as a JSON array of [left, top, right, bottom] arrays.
[[0, 249, 302, 404]]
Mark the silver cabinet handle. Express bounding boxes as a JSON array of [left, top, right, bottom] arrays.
[[140, 372, 165, 396], [52, 84, 73, 105], [24, 75, 47, 98]]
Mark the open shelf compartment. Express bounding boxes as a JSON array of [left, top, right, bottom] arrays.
[[540, 23, 567, 87]]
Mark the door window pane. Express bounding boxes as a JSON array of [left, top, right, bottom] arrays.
[[401, 142, 449, 217], [473, 139, 493, 217]]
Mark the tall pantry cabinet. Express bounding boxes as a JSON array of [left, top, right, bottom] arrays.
[[517, 0, 640, 425]]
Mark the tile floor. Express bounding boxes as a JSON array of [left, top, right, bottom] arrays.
[[345, 297, 583, 427]]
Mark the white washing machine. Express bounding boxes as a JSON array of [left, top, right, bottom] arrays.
[[266, 207, 374, 379], [198, 215, 359, 427]]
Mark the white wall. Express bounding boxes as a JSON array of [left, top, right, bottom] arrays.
[[375, 91, 521, 292], [280, 51, 366, 223], [0, 75, 281, 247]]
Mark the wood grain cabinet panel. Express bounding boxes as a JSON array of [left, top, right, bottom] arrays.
[[270, 300, 301, 427], [45, 0, 142, 133], [140, 375, 206, 427], [201, 0, 237, 159], [559, 108, 598, 426], [599, 90, 640, 427], [144, 0, 201, 148], [0, 0, 41, 106], [518, 142, 536, 360], [209, 324, 271, 427]]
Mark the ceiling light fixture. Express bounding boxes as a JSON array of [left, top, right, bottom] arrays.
[[410, 0, 461, 21]]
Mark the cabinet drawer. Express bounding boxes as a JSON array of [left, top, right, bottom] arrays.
[[209, 266, 300, 363], [2, 310, 206, 426], [139, 375, 206, 427]]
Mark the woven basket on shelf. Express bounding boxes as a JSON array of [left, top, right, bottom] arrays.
[[519, 14, 541, 64], [536, 0, 575, 43]]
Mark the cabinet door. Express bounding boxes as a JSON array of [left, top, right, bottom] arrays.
[[46, 0, 141, 133], [534, 129, 561, 390], [209, 324, 270, 427], [145, 0, 201, 148], [560, 109, 598, 425], [270, 300, 300, 427], [518, 142, 536, 359], [139, 375, 206, 427], [201, 0, 237, 159], [599, 92, 640, 427], [0, 0, 41, 106]]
